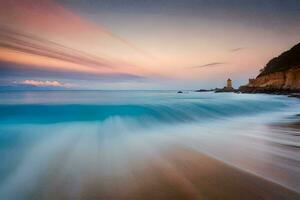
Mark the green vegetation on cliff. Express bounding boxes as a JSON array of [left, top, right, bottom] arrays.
[[258, 43, 300, 77]]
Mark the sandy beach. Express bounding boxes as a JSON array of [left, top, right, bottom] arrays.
[[25, 147, 300, 200]]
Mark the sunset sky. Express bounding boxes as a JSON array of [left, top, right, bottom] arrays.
[[0, 0, 300, 89]]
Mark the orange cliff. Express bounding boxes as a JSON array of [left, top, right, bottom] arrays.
[[240, 43, 300, 93], [247, 67, 300, 89]]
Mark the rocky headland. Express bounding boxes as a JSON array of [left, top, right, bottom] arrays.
[[239, 43, 300, 94]]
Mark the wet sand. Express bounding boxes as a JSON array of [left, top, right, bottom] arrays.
[[28, 147, 300, 200]]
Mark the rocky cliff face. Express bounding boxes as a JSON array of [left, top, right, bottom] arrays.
[[240, 43, 300, 93], [247, 67, 300, 90]]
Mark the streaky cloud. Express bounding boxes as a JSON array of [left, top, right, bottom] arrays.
[[0, 26, 134, 70], [190, 62, 226, 68], [0, 0, 153, 61], [0, 61, 146, 82], [230, 47, 246, 52]]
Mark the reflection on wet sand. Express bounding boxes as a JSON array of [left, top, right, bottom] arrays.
[[22, 147, 300, 200]]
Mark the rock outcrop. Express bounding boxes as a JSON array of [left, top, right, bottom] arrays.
[[246, 67, 300, 90], [239, 43, 300, 93]]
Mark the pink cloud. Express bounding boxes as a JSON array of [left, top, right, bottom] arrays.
[[20, 80, 72, 88]]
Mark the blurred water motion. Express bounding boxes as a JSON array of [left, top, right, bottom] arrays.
[[0, 91, 299, 199]]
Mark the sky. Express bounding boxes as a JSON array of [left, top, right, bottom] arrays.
[[0, 0, 300, 90]]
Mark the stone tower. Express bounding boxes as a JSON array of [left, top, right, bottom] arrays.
[[227, 78, 232, 88]]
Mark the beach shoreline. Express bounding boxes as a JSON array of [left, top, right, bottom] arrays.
[[21, 146, 300, 200], [0, 91, 299, 200]]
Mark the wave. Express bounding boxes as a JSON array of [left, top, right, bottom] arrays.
[[0, 92, 299, 197], [0, 98, 288, 124], [0, 109, 299, 197]]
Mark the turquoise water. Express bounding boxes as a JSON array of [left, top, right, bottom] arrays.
[[0, 91, 299, 198], [0, 90, 292, 124]]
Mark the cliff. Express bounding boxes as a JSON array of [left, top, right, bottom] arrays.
[[240, 43, 300, 93]]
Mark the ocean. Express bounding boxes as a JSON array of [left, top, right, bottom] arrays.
[[0, 90, 299, 199]]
